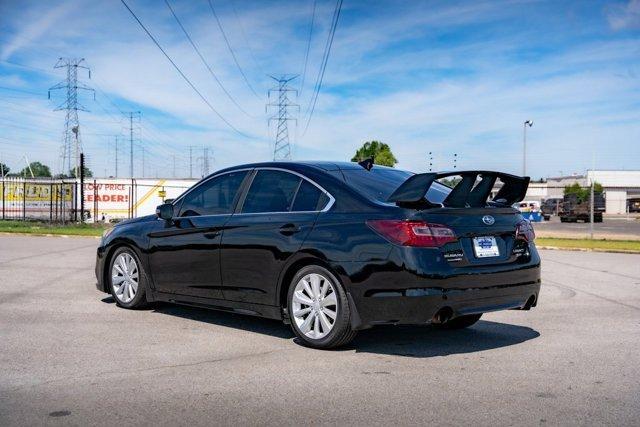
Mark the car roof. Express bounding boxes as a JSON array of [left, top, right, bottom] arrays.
[[212, 160, 397, 176]]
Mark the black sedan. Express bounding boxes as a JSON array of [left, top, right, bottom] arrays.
[[96, 161, 541, 349]]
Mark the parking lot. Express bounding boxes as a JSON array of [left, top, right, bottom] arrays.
[[535, 216, 640, 240], [1, 235, 639, 426]]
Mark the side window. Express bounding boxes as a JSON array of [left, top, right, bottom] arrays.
[[179, 171, 248, 216], [242, 170, 301, 213], [292, 180, 330, 211]]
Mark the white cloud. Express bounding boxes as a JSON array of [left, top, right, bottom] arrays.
[[607, 0, 640, 30], [0, 0, 639, 178], [0, 1, 75, 61]]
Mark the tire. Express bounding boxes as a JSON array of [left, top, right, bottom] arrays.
[[438, 313, 482, 330], [287, 265, 357, 349], [108, 247, 148, 309]]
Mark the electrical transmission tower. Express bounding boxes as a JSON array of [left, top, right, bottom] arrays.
[[49, 58, 94, 177], [198, 146, 213, 177], [266, 75, 299, 161]]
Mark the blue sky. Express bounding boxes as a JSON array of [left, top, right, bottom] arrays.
[[0, 0, 639, 178]]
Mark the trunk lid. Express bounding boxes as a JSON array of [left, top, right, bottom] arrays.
[[409, 207, 527, 266], [388, 170, 532, 266]]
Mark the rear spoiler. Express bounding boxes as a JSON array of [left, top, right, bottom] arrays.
[[387, 170, 530, 208]]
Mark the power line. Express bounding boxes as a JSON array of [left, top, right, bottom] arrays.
[[163, 0, 254, 117], [119, 0, 251, 138], [303, 0, 343, 135], [206, 0, 260, 98], [228, 0, 265, 76], [300, 0, 318, 96]]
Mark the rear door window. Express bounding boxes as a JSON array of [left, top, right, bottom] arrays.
[[291, 180, 330, 211], [242, 170, 301, 213]]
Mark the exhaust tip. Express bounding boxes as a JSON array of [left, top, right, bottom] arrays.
[[523, 295, 537, 310], [432, 307, 453, 324]]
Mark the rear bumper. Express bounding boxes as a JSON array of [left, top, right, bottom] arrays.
[[349, 280, 540, 329], [336, 245, 541, 330]]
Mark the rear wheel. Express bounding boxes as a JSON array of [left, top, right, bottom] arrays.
[[287, 265, 356, 349], [438, 313, 482, 330], [109, 247, 148, 309]]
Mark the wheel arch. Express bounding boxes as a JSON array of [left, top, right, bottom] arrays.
[[277, 253, 340, 310], [101, 239, 147, 293], [276, 253, 363, 329]]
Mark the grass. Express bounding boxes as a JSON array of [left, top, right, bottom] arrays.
[[536, 237, 640, 253], [0, 220, 108, 237]]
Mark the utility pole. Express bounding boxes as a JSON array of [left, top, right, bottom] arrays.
[[266, 75, 299, 161], [203, 147, 209, 177], [49, 58, 94, 176], [126, 112, 141, 178], [114, 136, 119, 178], [589, 151, 595, 239], [189, 146, 194, 178], [523, 120, 533, 176], [23, 156, 34, 178], [80, 153, 85, 222]]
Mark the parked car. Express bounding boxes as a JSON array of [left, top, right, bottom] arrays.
[[541, 198, 563, 221], [95, 162, 541, 349], [559, 193, 605, 223]]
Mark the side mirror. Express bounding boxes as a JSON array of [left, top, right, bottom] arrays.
[[156, 203, 174, 221]]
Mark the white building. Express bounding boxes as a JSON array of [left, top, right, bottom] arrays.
[[521, 170, 640, 214]]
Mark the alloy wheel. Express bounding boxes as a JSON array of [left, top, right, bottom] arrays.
[[291, 273, 338, 339], [111, 252, 139, 304]]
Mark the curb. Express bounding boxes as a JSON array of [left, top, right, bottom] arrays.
[[0, 232, 101, 239], [537, 245, 640, 255]]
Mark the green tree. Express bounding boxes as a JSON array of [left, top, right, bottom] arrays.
[[0, 162, 9, 176], [351, 140, 398, 167], [20, 161, 51, 177], [564, 181, 603, 203]]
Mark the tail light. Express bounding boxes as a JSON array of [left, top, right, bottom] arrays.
[[366, 220, 457, 247], [516, 219, 535, 242]]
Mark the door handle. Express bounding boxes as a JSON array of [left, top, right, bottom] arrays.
[[279, 224, 301, 235], [203, 231, 221, 239]]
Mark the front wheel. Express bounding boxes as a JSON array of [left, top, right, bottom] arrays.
[[109, 247, 148, 309], [438, 313, 482, 330], [287, 265, 357, 349]]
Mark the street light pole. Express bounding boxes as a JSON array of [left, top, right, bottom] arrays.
[[523, 120, 533, 176]]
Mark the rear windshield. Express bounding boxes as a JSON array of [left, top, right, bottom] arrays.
[[338, 167, 451, 204]]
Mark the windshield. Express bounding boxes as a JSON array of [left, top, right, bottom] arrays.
[[337, 167, 451, 204]]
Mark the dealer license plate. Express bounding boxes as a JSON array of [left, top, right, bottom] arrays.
[[473, 236, 500, 258]]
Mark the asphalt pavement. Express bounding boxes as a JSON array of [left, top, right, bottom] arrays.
[[1, 235, 639, 426], [535, 216, 640, 240]]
